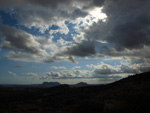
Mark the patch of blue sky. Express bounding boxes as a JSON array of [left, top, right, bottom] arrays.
[[51, 25, 59, 30], [78, 21, 83, 26], [90, 16, 95, 21], [51, 32, 64, 42], [12, 61, 74, 76], [0, 39, 2, 44], [74, 57, 104, 71], [16, 24, 59, 38], [15, 62, 51, 75], [7, 60, 80, 78], [77, 57, 122, 68], [86, 19, 90, 23], [0, 75, 41, 84], [0, 58, 46, 78], [102, 57, 122, 66], [51, 21, 79, 42], [65, 21, 79, 38], [95, 42, 108, 52], [0, 10, 18, 26], [0, 59, 18, 77], [17, 25, 44, 35], [0, 76, 16, 84], [49, 60, 77, 70], [95, 41, 115, 53], [0, 48, 10, 58], [65, 20, 77, 32]]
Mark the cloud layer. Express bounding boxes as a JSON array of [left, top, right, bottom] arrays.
[[0, 0, 150, 82]]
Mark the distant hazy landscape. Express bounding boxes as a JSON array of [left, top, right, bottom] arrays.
[[0, 72, 150, 113]]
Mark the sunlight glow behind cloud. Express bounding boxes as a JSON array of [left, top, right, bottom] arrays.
[[89, 7, 107, 22]]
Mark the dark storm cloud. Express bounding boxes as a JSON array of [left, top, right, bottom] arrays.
[[25, 0, 105, 8], [90, 0, 150, 50], [0, 0, 71, 8], [43, 40, 97, 63], [25, 0, 99, 8], [63, 40, 96, 57], [106, 12, 150, 50], [70, 8, 88, 19], [25, 0, 72, 8], [93, 0, 105, 6], [0, 25, 45, 54], [94, 67, 118, 75], [80, 0, 150, 73], [0, 16, 2, 25], [56, 8, 89, 20]]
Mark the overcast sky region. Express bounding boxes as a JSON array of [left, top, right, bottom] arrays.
[[0, 0, 150, 84]]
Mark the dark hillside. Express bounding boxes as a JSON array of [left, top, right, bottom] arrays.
[[0, 72, 150, 113]]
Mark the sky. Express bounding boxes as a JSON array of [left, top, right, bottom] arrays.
[[0, 0, 150, 84]]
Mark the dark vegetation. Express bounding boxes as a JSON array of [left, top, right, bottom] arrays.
[[0, 72, 150, 113]]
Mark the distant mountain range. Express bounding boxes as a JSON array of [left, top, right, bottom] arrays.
[[70, 82, 89, 87], [41, 82, 61, 87], [40, 81, 100, 87], [1, 81, 97, 87]]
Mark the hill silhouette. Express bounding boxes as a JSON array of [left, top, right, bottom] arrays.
[[70, 82, 89, 87], [0, 72, 150, 113], [41, 82, 61, 87]]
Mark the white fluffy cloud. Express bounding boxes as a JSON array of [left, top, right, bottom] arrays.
[[42, 70, 92, 79], [87, 61, 150, 75], [27, 73, 38, 79], [50, 66, 66, 70], [72, 66, 81, 70], [8, 71, 16, 77]]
